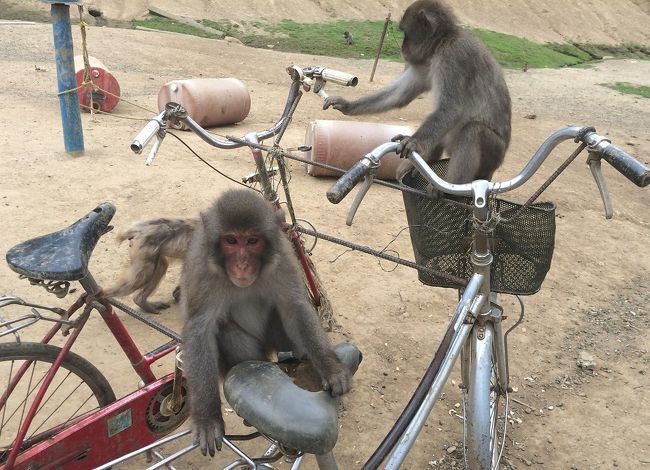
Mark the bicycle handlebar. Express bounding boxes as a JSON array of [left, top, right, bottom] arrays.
[[585, 137, 649, 187], [131, 112, 165, 154], [131, 65, 358, 158], [327, 127, 649, 204]]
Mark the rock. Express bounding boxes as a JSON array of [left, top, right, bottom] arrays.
[[577, 351, 596, 370]]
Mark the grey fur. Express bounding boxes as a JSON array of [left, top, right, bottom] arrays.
[[181, 189, 351, 457], [104, 217, 197, 313], [324, 0, 511, 185]]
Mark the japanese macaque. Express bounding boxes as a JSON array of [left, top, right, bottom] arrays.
[[181, 189, 352, 456], [324, 0, 511, 186], [104, 217, 197, 313], [343, 31, 354, 45]]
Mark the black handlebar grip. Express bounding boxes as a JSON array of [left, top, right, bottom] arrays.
[[326, 160, 372, 204], [600, 144, 650, 187]]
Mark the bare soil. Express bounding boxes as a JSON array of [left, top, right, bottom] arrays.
[[0, 18, 648, 470]]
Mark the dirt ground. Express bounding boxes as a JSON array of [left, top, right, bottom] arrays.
[[0, 18, 648, 470]]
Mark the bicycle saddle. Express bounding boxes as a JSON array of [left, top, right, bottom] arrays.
[[224, 343, 362, 455], [5, 203, 116, 281]]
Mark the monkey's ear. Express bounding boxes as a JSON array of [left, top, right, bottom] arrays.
[[416, 8, 436, 28], [199, 210, 217, 238], [273, 207, 287, 226]]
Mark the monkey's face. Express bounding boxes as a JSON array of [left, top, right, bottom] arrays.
[[219, 230, 267, 288], [399, 7, 428, 64], [400, 1, 449, 65]]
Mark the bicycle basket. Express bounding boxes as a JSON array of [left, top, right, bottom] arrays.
[[401, 160, 556, 295]]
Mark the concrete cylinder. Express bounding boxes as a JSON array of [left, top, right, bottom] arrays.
[[304, 120, 413, 181], [157, 78, 251, 129]]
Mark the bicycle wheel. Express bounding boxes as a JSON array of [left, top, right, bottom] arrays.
[[0, 342, 116, 462], [462, 324, 504, 469]]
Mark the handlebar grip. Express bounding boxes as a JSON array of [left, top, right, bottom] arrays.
[[321, 68, 358, 87], [327, 159, 372, 204], [131, 118, 162, 154], [599, 143, 649, 187]]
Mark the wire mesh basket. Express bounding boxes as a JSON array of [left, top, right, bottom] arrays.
[[401, 160, 556, 295]]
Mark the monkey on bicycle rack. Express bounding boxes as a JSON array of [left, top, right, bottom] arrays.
[[180, 188, 352, 456], [324, 0, 511, 187], [104, 217, 197, 313]]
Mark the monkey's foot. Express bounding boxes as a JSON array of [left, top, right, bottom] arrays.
[[138, 301, 171, 314]]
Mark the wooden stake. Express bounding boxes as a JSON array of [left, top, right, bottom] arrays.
[[370, 13, 391, 83]]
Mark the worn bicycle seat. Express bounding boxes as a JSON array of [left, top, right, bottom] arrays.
[[224, 343, 362, 455], [5, 203, 116, 281]]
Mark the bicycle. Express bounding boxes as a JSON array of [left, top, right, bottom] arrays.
[[0, 65, 363, 469], [119, 63, 647, 469], [0, 203, 189, 469], [321, 127, 648, 469]]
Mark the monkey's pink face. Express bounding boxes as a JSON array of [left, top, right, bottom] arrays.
[[219, 231, 267, 288]]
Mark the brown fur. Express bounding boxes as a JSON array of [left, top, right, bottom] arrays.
[[105, 217, 198, 313]]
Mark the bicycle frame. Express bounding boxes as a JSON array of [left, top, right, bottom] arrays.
[[1, 273, 181, 469], [382, 203, 508, 469]]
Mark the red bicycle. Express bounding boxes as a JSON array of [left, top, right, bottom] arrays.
[[0, 64, 361, 469]]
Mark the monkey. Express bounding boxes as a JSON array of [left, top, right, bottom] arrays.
[[180, 189, 352, 457], [104, 217, 197, 313], [343, 31, 354, 45], [324, 0, 511, 187]]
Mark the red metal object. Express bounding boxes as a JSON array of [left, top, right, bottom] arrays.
[[98, 303, 157, 384], [3, 304, 91, 468], [6, 374, 178, 469], [2, 295, 180, 469], [74, 55, 120, 112]]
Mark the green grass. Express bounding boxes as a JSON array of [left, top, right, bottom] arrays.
[[204, 18, 404, 61], [468, 29, 587, 68], [600, 82, 650, 98], [133, 16, 649, 70]]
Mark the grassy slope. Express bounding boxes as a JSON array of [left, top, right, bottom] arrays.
[[134, 16, 649, 72]]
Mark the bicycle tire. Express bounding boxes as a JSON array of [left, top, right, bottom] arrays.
[[0, 342, 116, 462], [462, 324, 503, 470]]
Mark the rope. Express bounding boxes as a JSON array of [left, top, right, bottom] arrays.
[[53, 7, 157, 120]]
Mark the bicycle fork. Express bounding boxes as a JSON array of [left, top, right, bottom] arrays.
[[461, 303, 509, 470]]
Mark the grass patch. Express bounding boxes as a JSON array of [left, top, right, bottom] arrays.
[[202, 19, 404, 61], [467, 28, 587, 68], [132, 16, 649, 70], [600, 82, 650, 98]]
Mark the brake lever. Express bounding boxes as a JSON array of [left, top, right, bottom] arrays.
[[145, 128, 166, 166], [587, 152, 614, 219], [345, 172, 376, 226]]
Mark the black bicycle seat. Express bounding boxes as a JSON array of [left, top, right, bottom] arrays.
[[224, 343, 362, 455], [5, 203, 116, 281]]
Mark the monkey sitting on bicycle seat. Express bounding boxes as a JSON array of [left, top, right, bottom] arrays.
[[105, 217, 197, 314], [324, 0, 512, 188], [180, 189, 352, 457]]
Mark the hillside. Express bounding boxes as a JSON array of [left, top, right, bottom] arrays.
[[2, 0, 650, 45]]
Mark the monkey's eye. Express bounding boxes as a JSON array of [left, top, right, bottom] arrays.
[[247, 237, 260, 245], [224, 235, 238, 245]]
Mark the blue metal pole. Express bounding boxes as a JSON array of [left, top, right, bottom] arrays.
[[50, 2, 84, 154]]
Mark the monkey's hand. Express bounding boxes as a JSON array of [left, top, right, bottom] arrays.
[[323, 96, 351, 114], [322, 361, 352, 396], [192, 415, 225, 457], [392, 134, 424, 160]]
